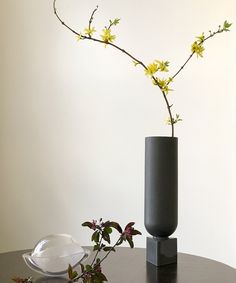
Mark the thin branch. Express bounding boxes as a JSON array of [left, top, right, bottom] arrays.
[[152, 76, 174, 136], [53, 0, 80, 36], [170, 52, 194, 82], [53, 1, 146, 68], [93, 238, 121, 267], [53, 0, 175, 137], [90, 235, 103, 266], [170, 29, 225, 82], [88, 5, 98, 30]]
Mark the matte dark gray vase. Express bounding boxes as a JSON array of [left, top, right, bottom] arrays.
[[144, 136, 178, 266]]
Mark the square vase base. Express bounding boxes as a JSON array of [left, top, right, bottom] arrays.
[[146, 237, 177, 266]]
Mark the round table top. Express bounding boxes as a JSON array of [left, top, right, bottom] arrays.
[[0, 247, 235, 283]]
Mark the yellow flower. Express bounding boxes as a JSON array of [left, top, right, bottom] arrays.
[[145, 62, 158, 76], [152, 77, 173, 93], [84, 27, 96, 37], [101, 28, 116, 44], [191, 41, 205, 57], [157, 78, 173, 94]]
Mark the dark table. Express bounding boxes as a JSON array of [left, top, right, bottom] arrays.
[[0, 248, 235, 282]]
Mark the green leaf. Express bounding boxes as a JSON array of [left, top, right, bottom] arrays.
[[71, 271, 78, 279], [223, 20, 232, 31], [102, 221, 111, 227], [103, 246, 116, 252], [104, 227, 112, 234], [92, 231, 100, 243], [68, 265, 78, 280], [86, 264, 92, 271], [132, 60, 140, 67], [99, 272, 108, 281], [96, 257, 101, 264], [116, 238, 123, 246], [93, 244, 100, 251], [113, 18, 120, 25], [94, 276, 102, 283], [102, 230, 111, 243]]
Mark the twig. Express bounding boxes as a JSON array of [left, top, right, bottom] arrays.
[[88, 6, 98, 30], [170, 29, 225, 82], [90, 235, 103, 266], [53, 0, 175, 137]]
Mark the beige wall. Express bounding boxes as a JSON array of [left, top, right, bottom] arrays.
[[1, 0, 236, 267]]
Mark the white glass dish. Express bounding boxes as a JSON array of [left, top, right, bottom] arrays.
[[23, 234, 90, 276]]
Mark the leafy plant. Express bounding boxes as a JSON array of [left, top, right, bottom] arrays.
[[68, 219, 141, 282], [12, 219, 141, 283], [53, 0, 232, 137]]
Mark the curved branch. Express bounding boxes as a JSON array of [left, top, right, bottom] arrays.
[[53, 0, 175, 137], [170, 29, 226, 82]]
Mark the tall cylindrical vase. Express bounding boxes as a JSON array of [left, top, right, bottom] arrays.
[[144, 136, 178, 266]]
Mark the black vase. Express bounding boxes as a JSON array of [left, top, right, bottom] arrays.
[[144, 136, 178, 266]]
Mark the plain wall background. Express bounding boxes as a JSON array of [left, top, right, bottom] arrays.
[[1, 0, 236, 268]]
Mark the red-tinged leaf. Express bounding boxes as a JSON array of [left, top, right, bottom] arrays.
[[131, 229, 142, 236], [82, 221, 93, 228], [127, 237, 134, 248], [125, 222, 135, 230], [102, 221, 111, 227], [109, 222, 122, 233]]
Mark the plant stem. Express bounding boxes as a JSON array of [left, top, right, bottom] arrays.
[[72, 238, 121, 282], [93, 238, 121, 267], [53, 0, 175, 137], [170, 52, 195, 82], [90, 236, 103, 266], [88, 6, 98, 31], [170, 29, 224, 82]]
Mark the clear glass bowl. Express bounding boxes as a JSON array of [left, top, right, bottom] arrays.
[[22, 234, 90, 276]]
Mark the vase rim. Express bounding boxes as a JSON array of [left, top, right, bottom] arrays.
[[145, 136, 178, 140]]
